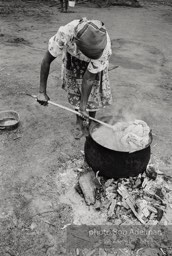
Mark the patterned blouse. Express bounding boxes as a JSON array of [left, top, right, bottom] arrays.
[[48, 19, 112, 74]]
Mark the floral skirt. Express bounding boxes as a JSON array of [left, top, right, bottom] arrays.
[[62, 52, 112, 111]]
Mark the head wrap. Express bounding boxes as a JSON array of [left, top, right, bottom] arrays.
[[74, 18, 107, 60]]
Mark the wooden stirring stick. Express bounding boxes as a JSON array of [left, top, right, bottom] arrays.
[[26, 93, 114, 130]]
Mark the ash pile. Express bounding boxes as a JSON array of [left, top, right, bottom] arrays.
[[76, 164, 172, 225]]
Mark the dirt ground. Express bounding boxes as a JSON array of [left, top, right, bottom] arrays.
[[0, 0, 172, 255]]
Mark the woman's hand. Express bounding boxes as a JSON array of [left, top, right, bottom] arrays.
[[37, 92, 50, 106], [79, 108, 89, 119]]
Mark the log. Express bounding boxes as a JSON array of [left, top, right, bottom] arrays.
[[78, 170, 97, 205]]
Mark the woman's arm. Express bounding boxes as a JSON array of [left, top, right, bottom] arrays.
[[39, 50, 56, 93], [37, 51, 56, 105], [37, 21, 77, 105], [80, 69, 96, 116]]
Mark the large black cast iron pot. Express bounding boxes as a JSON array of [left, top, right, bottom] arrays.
[[84, 117, 152, 179]]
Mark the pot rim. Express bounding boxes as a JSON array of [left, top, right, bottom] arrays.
[[89, 116, 153, 153]]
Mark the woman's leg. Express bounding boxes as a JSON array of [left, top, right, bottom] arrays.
[[64, 0, 68, 12], [89, 111, 96, 118], [74, 110, 84, 139], [89, 111, 96, 125], [60, 0, 64, 12], [75, 112, 82, 127], [74, 111, 96, 139]]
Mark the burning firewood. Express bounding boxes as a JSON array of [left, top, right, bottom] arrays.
[[98, 163, 172, 225], [73, 156, 172, 227], [107, 199, 117, 217], [117, 184, 146, 224]]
